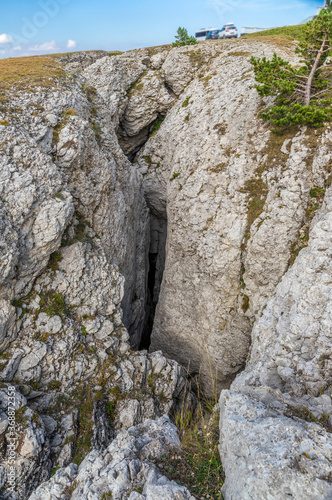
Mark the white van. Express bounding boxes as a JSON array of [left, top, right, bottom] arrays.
[[195, 27, 219, 41]]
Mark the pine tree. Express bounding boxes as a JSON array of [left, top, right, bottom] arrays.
[[251, 4, 332, 127], [172, 27, 198, 47]]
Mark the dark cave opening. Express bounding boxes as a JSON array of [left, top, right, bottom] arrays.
[[139, 215, 167, 350], [139, 252, 158, 350], [116, 113, 166, 162], [118, 114, 168, 351]]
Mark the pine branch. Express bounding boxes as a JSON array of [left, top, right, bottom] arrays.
[[311, 87, 332, 98], [305, 32, 329, 105]]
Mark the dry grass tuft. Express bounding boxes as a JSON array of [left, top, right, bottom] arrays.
[[244, 24, 305, 41], [153, 365, 225, 499], [0, 55, 66, 92]]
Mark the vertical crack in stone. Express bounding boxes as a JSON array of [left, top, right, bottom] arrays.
[[139, 214, 167, 350]]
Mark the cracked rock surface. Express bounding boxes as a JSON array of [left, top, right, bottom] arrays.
[[219, 185, 332, 499], [28, 416, 195, 500], [0, 38, 331, 499]]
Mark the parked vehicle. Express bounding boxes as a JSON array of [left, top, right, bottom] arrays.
[[195, 27, 219, 41], [206, 29, 222, 40], [218, 23, 238, 39]]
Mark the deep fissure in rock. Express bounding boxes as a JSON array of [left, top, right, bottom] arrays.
[[117, 114, 166, 161], [139, 214, 167, 350], [116, 109, 169, 350]]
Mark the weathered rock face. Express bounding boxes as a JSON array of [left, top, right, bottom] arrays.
[[139, 41, 331, 395], [219, 184, 332, 499], [0, 49, 191, 498], [0, 237, 190, 498], [28, 415, 195, 500], [0, 37, 331, 499]]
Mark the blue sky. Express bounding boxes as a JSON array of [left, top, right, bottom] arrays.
[[0, 0, 323, 58]]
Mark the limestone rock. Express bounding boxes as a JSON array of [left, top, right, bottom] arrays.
[[28, 416, 195, 500], [1, 36, 332, 500], [0, 385, 51, 500], [219, 390, 332, 500], [143, 41, 332, 395], [219, 185, 332, 498], [0, 237, 191, 497]]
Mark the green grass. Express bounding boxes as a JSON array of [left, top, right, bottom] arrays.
[[150, 116, 165, 136], [158, 401, 224, 498], [240, 176, 268, 249], [90, 121, 103, 144], [50, 466, 59, 477], [82, 83, 97, 103], [244, 24, 306, 43], [182, 96, 191, 108], [47, 251, 62, 272], [310, 187, 325, 198], [61, 213, 93, 247], [101, 492, 113, 499], [72, 387, 94, 465], [154, 372, 224, 499], [286, 404, 332, 432], [143, 155, 152, 166], [48, 380, 61, 390], [127, 73, 146, 96], [52, 110, 78, 146], [39, 291, 67, 318], [15, 406, 28, 428], [65, 108, 77, 116], [241, 294, 250, 312], [105, 401, 116, 425]]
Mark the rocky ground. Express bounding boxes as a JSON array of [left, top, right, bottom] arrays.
[[0, 36, 331, 499]]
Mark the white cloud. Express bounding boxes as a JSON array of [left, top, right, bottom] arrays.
[[67, 39, 77, 49], [12, 46, 22, 51], [28, 40, 57, 52], [0, 33, 13, 45]]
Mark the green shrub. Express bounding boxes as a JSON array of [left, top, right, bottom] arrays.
[[172, 27, 198, 47], [251, 5, 332, 128]]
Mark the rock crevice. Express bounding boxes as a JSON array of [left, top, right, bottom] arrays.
[[0, 40, 331, 499]]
